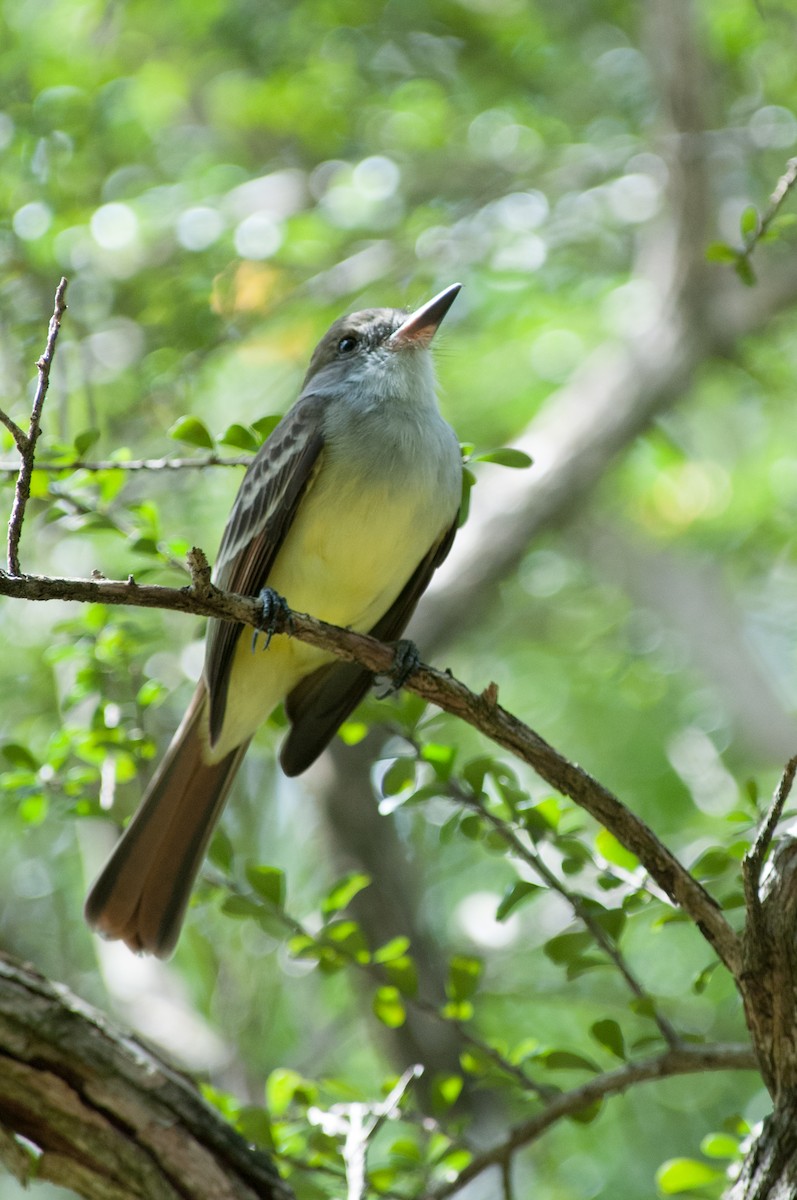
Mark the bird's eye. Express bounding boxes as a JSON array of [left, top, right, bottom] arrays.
[[337, 335, 358, 355]]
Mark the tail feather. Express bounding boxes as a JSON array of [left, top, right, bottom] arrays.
[[85, 684, 249, 958]]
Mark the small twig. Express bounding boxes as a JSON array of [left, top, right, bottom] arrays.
[[743, 157, 797, 256], [0, 453, 252, 475], [742, 755, 797, 927], [4, 278, 68, 575], [308, 1065, 422, 1200], [454, 784, 680, 1048]]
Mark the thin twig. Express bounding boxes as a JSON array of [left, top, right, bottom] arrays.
[[4, 278, 68, 575], [743, 156, 797, 256], [742, 755, 797, 927], [455, 784, 680, 1048], [426, 1043, 756, 1199], [0, 453, 252, 475], [0, 568, 744, 977]]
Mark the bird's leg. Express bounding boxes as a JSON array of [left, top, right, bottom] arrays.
[[376, 638, 421, 698], [251, 587, 292, 652]]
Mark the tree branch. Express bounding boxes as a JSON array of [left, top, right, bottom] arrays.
[[0, 453, 252, 475], [4, 278, 68, 576], [0, 565, 743, 978], [0, 951, 291, 1200], [426, 1042, 757, 1200]]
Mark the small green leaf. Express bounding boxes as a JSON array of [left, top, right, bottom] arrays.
[[2, 743, 39, 770], [734, 255, 756, 287], [266, 1068, 316, 1116], [656, 1157, 724, 1193], [321, 871, 371, 917], [595, 829, 639, 870], [74, 427, 101, 456], [590, 1018, 625, 1060], [740, 204, 759, 239], [208, 828, 234, 875], [431, 1073, 463, 1111], [543, 931, 592, 965], [473, 447, 533, 469], [385, 954, 418, 996], [373, 985, 406, 1028], [704, 241, 738, 264], [236, 1105, 274, 1149], [246, 865, 285, 909], [168, 415, 215, 449], [221, 895, 261, 920], [542, 1050, 599, 1072], [251, 414, 282, 442], [219, 423, 259, 452], [381, 756, 416, 797], [496, 880, 541, 921], [374, 936, 410, 963], [700, 1132, 740, 1160], [447, 955, 483, 1002]]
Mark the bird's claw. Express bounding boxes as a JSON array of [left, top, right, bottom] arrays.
[[251, 587, 291, 652], [376, 638, 421, 698]]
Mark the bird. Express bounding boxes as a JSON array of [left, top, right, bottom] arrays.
[[85, 283, 463, 957]]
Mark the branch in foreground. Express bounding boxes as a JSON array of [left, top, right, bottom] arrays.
[[0, 951, 290, 1200], [0, 453, 253, 474], [0, 563, 743, 978], [4, 277, 68, 576], [428, 1042, 756, 1200]]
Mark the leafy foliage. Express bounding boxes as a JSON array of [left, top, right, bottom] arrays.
[[2, 0, 797, 1197]]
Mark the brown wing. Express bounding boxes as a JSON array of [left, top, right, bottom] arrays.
[[280, 515, 459, 776], [206, 394, 326, 745]]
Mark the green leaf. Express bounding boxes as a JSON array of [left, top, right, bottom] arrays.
[[266, 1068, 317, 1116], [74, 427, 100, 456], [168, 415, 215, 449], [590, 1018, 625, 1060], [373, 985, 406, 1028], [385, 955, 418, 997], [251, 414, 282, 442], [431, 1073, 463, 1111], [219, 422, 259, 452], [656, 1157, 724, 1193], [208, 828, 234, 875], [543, 931, 592, 965], [473, 447, 533, 469], [2, 743, 39, 770], [447, 955, 483, 1001], [496, 880, 541, 921], [734, 255, 756, 287], [700, 1132, 740, 1160], [374, 936, 411, 963], [542, 1050, 599, 1072], [704, 241, 738, 264], [236, 1105, 274, 1149], [245, 865, 286, 909], [381, 756, 416, 797], [321, 871, 371, 917], [595, 829, 639, 870], [740, 204, 758, 239], [221, 895, 261, 920]]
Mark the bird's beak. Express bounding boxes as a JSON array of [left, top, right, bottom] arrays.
[[389, 283, 462, 349]]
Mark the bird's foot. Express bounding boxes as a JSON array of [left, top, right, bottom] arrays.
[[376, 638, 421, 698], [251, 587, 292, 652]]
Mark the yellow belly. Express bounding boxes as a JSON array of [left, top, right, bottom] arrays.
[[208, 463, 448, 759]]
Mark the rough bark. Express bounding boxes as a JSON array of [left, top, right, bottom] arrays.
[[0, 953, 290, 1200]]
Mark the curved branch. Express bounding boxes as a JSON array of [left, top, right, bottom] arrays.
[[0, 952, 290, 1200], [427, 1042, 757, 1199], [0, 565, 742, 977]]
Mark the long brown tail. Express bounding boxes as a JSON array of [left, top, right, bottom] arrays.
[[84, 684, 250, 958]]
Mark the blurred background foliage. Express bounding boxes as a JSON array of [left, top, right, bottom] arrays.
[[2, 0, 797, 1196]]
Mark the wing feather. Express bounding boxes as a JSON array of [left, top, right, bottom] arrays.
[[206, 394, 326, 745], [280, 515, 459, 776]]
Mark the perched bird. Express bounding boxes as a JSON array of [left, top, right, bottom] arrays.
[[85, 283, 463, 957]]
